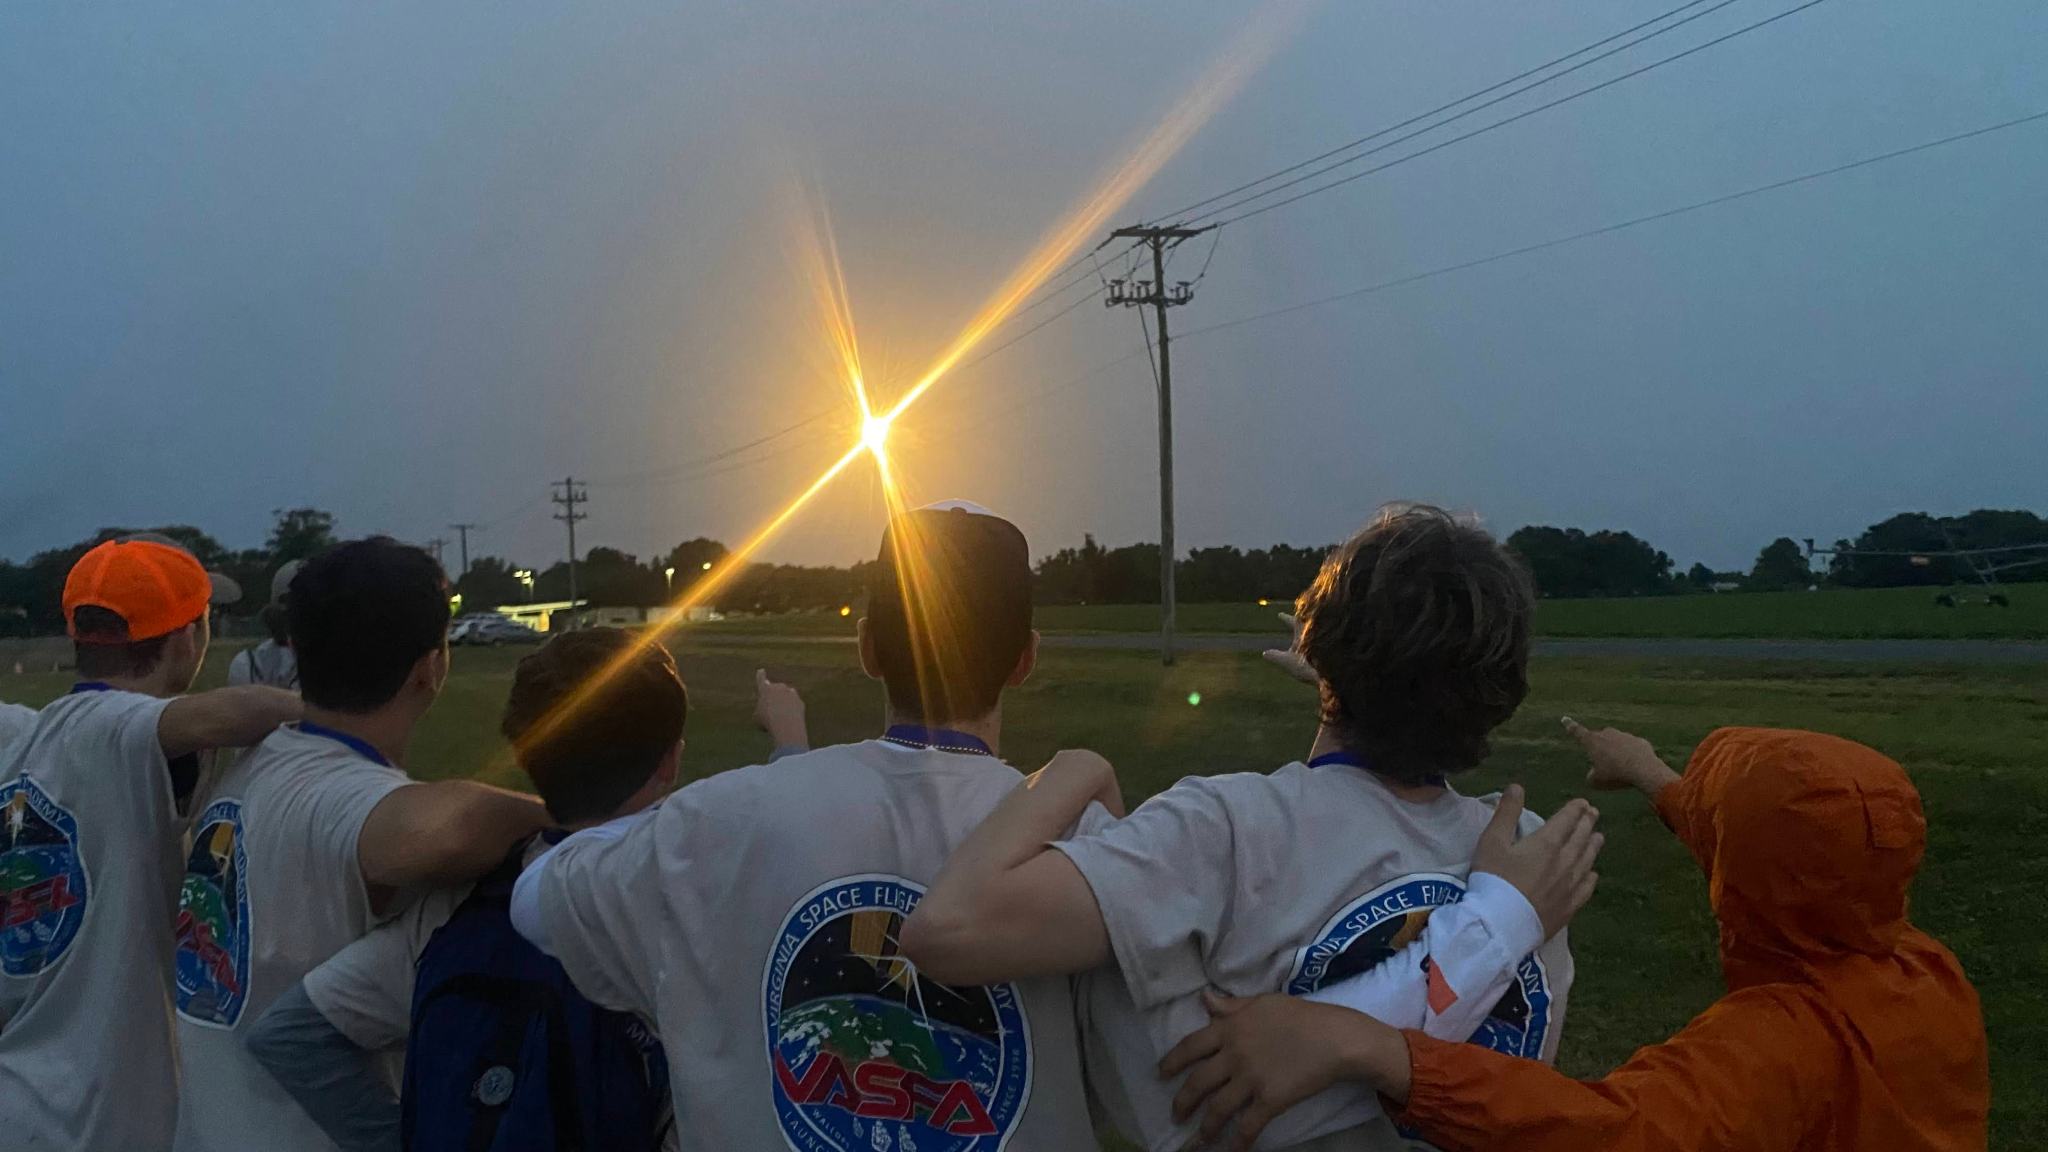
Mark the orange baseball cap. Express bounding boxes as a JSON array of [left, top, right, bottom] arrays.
[[64, 537, 242, 643]]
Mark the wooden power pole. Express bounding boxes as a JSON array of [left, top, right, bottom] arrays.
[[1106, 224, 1213, 665]]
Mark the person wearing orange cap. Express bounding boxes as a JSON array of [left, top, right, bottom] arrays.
[[1160, 721, 1991, 1152], [0, 536, 304, 1151]]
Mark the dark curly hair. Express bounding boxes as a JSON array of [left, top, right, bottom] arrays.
[[1295, 505, 1534, 786]]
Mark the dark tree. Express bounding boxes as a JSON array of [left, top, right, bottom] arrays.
[[454, 557, 528, 611], [1505, 526, 1675, 598], [267, 508, 338, 563], [1747, 538, 1813, 592]]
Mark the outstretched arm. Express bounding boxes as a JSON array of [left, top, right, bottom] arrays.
[[1171, 984, 1829, 1152], [898, 750, 1125, 984], [357, 781, 548, 895], [755, 669, 810, 760], [158, 686, 301, 759]]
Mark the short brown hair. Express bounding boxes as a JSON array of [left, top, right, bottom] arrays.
[[866, 507, 1033, 724], [1295, 505, 1533, 785], [500, 628, 688, 824], [72, 605, 174, 679]]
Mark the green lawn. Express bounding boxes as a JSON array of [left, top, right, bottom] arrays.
[[3, 638, 2041, 1146], [690, 583, 2048, 640]]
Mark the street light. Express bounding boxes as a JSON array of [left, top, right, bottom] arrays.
[[700, 561, 713, 571], [515, 569, 534, 603], [664, 566, 676, 595]]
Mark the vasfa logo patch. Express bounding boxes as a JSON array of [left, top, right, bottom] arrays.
[[1288, 872, 1554, 1059], [0, 777, 90, 977], [175, 799, 252, 1028], [763, 874, 1031, 1152]]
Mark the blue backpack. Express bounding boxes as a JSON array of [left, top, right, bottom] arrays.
[[401, 847, 672, 1152]]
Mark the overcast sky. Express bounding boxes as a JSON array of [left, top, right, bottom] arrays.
[[4, 0, 2043, 572]]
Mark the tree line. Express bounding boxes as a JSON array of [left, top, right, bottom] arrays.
[[4, 507, 2041, 635]]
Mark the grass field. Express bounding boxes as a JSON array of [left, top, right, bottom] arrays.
[[686, 582, 2048, 640], [4, 635, 2043, 1146]]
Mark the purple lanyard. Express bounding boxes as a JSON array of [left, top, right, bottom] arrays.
[[1309, 749, 1446, 789], [881, 724, 994, 757], [297, 721, 393, 767]]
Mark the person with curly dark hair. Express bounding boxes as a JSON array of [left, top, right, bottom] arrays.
[[901, 504, 1602, 1152]]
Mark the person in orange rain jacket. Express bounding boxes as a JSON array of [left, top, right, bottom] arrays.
[[1160, 723, 1990, 1152]]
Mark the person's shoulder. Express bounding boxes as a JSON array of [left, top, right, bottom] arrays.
[[1151, 763, 1316, 808], [674, 742, 893, 811], [240, 726, 403, 796], [1464, 787, 1547, 837]]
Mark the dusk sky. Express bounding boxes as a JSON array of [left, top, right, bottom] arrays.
[[4, 1, 2043, 573]]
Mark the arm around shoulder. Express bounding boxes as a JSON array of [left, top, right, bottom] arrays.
[[1396, 985, 1834, 1152], [158, 686, 301, 759], [357, 779, 549, 892], [899, 749, 1122, 985]]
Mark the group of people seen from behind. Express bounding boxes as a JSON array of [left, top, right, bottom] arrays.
[[0, 501, 1988, 1151]]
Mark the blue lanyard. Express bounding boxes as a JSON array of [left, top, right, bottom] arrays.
[[297, 721, 393, 767], [1309, 748, 1446, 789], [70, 681, 114, 694], [881, 724, 993, 757]]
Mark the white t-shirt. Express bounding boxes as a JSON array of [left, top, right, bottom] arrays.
[[226, 641, 297, 691], [0, 686, 180, 1151], [1055, 761, 1575, 1152], [0, 703, 38, 756], [514, 737, 1098, 1152], [172, 722, 412, 1152]]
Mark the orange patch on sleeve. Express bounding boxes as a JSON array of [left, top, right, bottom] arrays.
[[1426, 958, 1458, 1015]]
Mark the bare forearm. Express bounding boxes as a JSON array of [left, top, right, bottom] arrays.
[[940, 756, 1114, 891], [902, 752, 1117, 982], [359, 782, 548, 890], [159, 686, 301, 759]]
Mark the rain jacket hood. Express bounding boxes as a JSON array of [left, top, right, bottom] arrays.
[[1656, 727, 1927, 989]]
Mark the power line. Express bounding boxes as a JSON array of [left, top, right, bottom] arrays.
[[590, 409, 838, 487], [1151, 0, 1731, 223], [945, 107, 2048, 436], [1191, 0, 1838, 228], [1175, 108, 2048, 341]]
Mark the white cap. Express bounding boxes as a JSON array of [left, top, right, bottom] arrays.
[[917, 499, 999, 517], [271, 559, 305, 603]]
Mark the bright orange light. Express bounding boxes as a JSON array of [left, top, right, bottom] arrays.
[[511, 7, 1302, 761], [839, 605, 852, 618], [862, 414, 891, 456]]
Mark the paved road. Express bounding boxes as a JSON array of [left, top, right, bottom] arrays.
[[687, 630, 2048, 664], [1036, 633, 2048, 664]]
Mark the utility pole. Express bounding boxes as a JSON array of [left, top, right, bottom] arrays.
[[1106, 223, 1213, 665], [551, 478, 588, 617], [425, 537, 448, 567], [448, 523, 477, 578]]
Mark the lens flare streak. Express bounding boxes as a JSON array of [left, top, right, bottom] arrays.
[[513, 4, 1304, 757]]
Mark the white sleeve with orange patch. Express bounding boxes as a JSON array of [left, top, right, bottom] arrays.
[[1300, 872, 1544, 1042]]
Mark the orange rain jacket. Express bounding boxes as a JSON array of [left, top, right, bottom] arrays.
[[1396, 727, 1989, 1152]]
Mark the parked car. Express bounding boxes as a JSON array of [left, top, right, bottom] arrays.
[[451, 615, 542, 646]]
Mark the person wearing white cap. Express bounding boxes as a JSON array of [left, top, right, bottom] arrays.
[[510, 500, 1100, 1151], [227, 559, 302, 690]]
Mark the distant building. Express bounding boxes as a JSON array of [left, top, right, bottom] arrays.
[[494, 601, 719, 633], [493, 600, 583, 633]]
